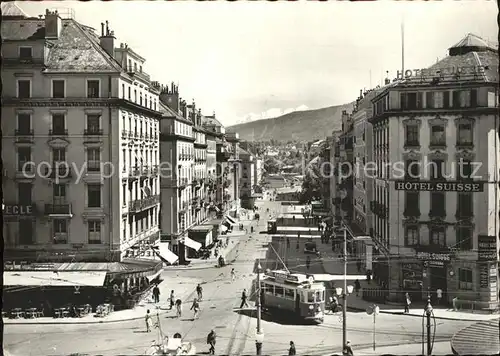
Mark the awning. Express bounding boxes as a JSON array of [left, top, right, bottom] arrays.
[[154, 244, 179, 265], [225, 215, 237, 225], [220, 225, 228, 232], [182, 236, 202, 251], [311, 273, 367, 282], [4, 271, 107, 287], [146, 269, 163, 282]]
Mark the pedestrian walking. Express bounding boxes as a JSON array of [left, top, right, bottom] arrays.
[[354, 279, 361, 297], [231, 268, 236, 282], [152, 284, 160, 303], [344, 341, 354, 356], [288, 341, 296, 355], [240, 289, 249, 308], [207, 330, 216, 355], [436, 288, 443, 305], [196, 284, 203, 301], [404, 292, 411, 314], [145, 309, 152, 332], [190, 298, 200, 319], [169, 290, 175, 310], [175, 298, 182, 318]]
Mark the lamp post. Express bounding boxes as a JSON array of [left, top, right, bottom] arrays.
[[336, 284, 354, 353], [366, 304, 379, 351], [425, 297, 433, 356], [256, 260, 263, 355]]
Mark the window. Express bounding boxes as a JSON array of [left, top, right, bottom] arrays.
[[405, 225, 419, 246], [430, 192, 445, 216], [426, 91, 445, 109], [134, 89, 137, 102], [87, 80, 100, 98], [430, 125, 445, 146], [456, 226, 473, 250], [51, 114, 66, 135], [430, 160, 443, 180], [87, 148, 100, 171], [307, 291, 315, 302], [17, 113, 31, 134], [457, 193, 473, 218], [88, 220, 102, 244], [53, 219, 67, 244], [52, 148, 66, 163], [429, 225, 446, 247], [19, 220, 34, 245], [17, 80, 31, 98], [52, 80, 65, 98], [453, 90, 476, 108], [122, 220, 127, 241], [457, 123, 473, 146], [19, 46, 32, 59], [53, 183, 66, 202], [18, 183, 32, 205], [122, 84, 125, 99], [86, 114, 100, 133], [128, 86, 131, 100], [401, 92, 422, 110], [458, 268, 473, 290], [284, 288, 295, 299], [405, 125, 419, 146], [405, 160, 420, 180], [458, 160, 473, 180], [404, 192, 419, 215], [87, 184, 101, 208], [17, 147, 31, 171], [122, 185, 127, 206], [274, 286, 284, 297]]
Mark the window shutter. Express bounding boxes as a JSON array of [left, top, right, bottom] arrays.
[[417, 92, 423, 109], [400, 92, 406, 110], [443, 91, 450, 108], [426, 92, 434, 109], [470, 89, 477, 107]]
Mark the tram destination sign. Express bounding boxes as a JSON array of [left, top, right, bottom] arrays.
[[394, 181, 483, 192]]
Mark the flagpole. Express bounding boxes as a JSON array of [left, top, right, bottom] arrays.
[[401, 17, 405, 76]]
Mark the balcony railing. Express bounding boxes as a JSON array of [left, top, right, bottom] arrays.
[[429, 139, 446, 149], [49, 129, 68, 136], [129, 166, 141, 177], [128, 195, 160, 213], [403, 208, 421, 218], [456, 140, 474, 149], [84, 129, 103, 136], [44, 165, 72, 179], [87, 161, 101, 172], [122, 130, 129, 139], [44, 203, 72, 215], [179, 178, 189, 187], [456, 209, 474, 219], [404, 140, 420, 148], [429, 209, 446, 218], [15, 129, 34, 136]]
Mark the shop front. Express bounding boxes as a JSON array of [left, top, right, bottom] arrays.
[[188, 225, 214, 258], [401, 261, 424, 302], [414, 248, 453, 303]]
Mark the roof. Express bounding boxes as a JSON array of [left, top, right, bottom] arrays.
[[238, 146, 252, 156], [203, 115, 223, 128], [449, 33, 497, 53], [1, 19, 45, 41], [159, 101, 192, 124], [1, 2, 29, 19]]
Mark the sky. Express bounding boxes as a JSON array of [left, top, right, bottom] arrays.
[[18, 1, 497, 126]]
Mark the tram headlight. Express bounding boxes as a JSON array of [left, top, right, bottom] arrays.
[[309, 305, 314, 310]]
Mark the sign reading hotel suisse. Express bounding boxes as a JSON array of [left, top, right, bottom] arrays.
[[478, 235, 497, 261], [394, 181, 483, 192], [3, 204, 34, 216], [416, 251, 450, 262]]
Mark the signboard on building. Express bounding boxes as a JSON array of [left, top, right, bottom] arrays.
[[395, 65, 489, 79], [3, 204, 35, 216], [416, 251, 451, 262], [394, 181, 483, 193], [480, 265, 489, 288], [478, 235, 497, 261]]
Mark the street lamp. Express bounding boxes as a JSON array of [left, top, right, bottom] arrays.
[[335, 284, 354, 352], [256, 260, 263, 355], [422, 297, 435, 356]]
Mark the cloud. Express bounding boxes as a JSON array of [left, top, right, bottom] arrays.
[[236, 105, 309, 124]]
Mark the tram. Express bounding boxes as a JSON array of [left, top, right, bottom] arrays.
[[260, 269, 326, 323]]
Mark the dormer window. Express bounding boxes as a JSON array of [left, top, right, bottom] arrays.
[[19, 47, 32, 60]]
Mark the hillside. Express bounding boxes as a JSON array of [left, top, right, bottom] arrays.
[[227, 102, 354, 142]]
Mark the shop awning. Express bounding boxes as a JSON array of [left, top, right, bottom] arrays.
[[154, 244, 179, 265], [146, 269, 163, 282], [225, 215, 237, 225], [220, 225, 228, 232], [4, 271, 107, 287], [182, 236, 202, 251]]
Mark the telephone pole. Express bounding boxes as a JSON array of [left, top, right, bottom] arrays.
[[342, 226, 347, 350]]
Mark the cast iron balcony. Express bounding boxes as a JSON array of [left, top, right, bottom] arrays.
[[456, 140, 474, 150], [15, 129, 34, 143], [429, 209, 446, 218], [403, 207, 421, 218], [44, 165, 72, 179], [121, 130, 129, 139], [44, 203, 72, 216], [49, 129, 68, 136], [128, 195, 160, 213], [455, 209, 474, 219], [84, 128, 103, 136]]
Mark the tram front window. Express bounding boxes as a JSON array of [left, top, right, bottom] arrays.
[[315, 291, 324, 302], [307, 291, 315, 303]]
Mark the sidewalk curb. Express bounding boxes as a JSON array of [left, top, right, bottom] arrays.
[[347, 305, 497, 322]]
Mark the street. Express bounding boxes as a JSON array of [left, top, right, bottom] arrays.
[[3, 196, 475, 355]]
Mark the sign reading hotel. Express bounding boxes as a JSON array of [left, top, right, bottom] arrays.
[[416, 251, 450, 262], [394, 181, 484, 192], [396, 65, 489, 79]]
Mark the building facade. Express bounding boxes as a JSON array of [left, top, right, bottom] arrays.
[[239, 147, 256, 209], [369, 34, 499, 307], [2, 8, 161, 263]]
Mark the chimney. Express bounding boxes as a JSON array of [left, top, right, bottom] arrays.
[[99, 20, 115, 58], [180, 100, 187, 119], [45, 9, 62, 39], [384, 78, 391, 85], [159, 82, 180, 112]]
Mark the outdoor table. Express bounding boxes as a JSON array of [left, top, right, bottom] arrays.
[[61, 308, 70, 317], [11, 308, 24, 319], [54, 308, 63, 318]]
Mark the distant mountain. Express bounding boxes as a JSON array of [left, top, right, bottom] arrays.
[[227, 103, 354, 142]]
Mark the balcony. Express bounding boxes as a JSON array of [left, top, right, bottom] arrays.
[[49, 129, 68, 136], [141, 166, 150, 176], [14, 129, 34, 143], [456, 209, 474, 219], [429, 139, 446, 150], [121, 130, 129, 139], [87, 161, 101, 172], [44, 203, 72, 216], [84, 128, 103, 136], [179, 201, 188, 213], [44, 165, 72, 180], [403, 208, 421, 218], [179, 178, 189, 188], [404, 140, 420, 149], [125, 66, 151, 82], [128, 131, 134, 139], [151, 165, 159, 176], [129, 166, 141, 178], [128, 195, 160, 213]]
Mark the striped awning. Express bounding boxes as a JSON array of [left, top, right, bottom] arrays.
[[182, 236, 202, 251], [153, 244, 179, 265]]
